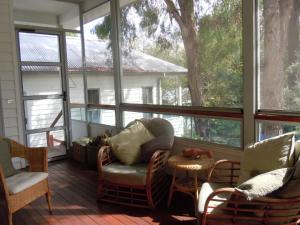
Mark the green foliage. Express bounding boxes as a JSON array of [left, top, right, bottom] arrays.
[[198, 0, 243, 107], [284, 51, 300, 110], [93, 16, 112, 40]]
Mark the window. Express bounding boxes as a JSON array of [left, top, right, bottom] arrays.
[[142, 86, 153, 118], [83, 2, 115, 105], [66, 32, 85, 104], [258, 0, 300, 111], [257, 120, 300, 141], [81, 0, 244, 148], [142, 87, 153, 104], [123, 111, 242, 148], [117, 0, 243, 147], [256, 0, 300, 140], [71, 108, 86, 121], [118, 0, 242, 108], [87, 89, 100, 123], [87, 108, 115, 126], [88, 89, 100, 104]]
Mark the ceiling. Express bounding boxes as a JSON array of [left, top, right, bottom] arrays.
[[13, 0, 79, 15]]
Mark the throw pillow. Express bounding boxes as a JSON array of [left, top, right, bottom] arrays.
[[0, 139, 16, 177], [294, 141, 300, 163], [275, 159, 300, 198], [236, 167, 293, 200], [140, 136, 172, 162], [107, 121, 154, 165], [238, 133, 295, 185]]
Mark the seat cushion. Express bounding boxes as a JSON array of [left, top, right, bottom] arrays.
[[0, 139, 16, 177], [198, 182, 232, 214], [6, 172, 48, 194], [101, 163, 148, 186], [107, 120, 154, 165], [238, 133, 295, 185]]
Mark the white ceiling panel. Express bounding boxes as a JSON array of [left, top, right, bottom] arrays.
[[14, 0, 78, 15]]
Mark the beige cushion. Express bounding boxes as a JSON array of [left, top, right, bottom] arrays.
[[107, 120, 154, 165], [238, 133, 295, 185], [236, 168, 293, 200], [198, 182, 231, 214], [101, 163, 147, 186], [6, 172, 48, 194], [294, 141, 300, 163], [276, 159, 300, 198]]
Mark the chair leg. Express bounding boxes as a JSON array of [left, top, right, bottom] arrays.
[[45, 192, 52, 214], [167, 189, 174, 207], [8, 212, 12, 225]]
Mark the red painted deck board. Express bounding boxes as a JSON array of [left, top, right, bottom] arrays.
[[12, 160, 197, 225]]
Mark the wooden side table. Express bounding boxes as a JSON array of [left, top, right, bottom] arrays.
[[167, 153, 214, 215]]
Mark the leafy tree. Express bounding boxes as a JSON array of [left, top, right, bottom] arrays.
[[94, 0, 242, 142]]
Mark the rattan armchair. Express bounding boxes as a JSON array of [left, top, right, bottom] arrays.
[[97, 118, 174, 208], [0, 138, 52, 225], [199, 160, 300, 225]]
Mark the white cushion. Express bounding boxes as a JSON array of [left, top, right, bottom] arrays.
[[198, 182, 231, 214], [6, 172, 48, 194]]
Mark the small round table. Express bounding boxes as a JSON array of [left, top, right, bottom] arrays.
[[167, 154, 214, 215]]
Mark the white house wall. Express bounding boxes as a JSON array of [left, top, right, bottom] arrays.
[[0, 0, 21, 142], [23, 71, 187, 136]]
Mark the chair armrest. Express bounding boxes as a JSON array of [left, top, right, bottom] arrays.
[[97, 146, 117, 175], [207, 159, 240, 185], [202, 187, 300, 225], [146, 150, 170, 185], [26, 147, 48, 172]]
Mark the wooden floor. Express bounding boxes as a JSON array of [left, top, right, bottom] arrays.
[[12, 160, 197, 225]]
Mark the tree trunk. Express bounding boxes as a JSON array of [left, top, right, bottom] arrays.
[[261, 0, 294, 138], [169, 0, 208, 140], [261, 0, 284, 110], [287, 0, 300, 87]]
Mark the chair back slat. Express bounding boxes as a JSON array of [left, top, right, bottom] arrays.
[[0, 137, 27, 159]]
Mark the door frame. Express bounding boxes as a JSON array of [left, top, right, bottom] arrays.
[[15, 27, 73, 151]]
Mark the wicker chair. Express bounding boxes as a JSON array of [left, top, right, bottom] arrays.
[[97, 118, 174, 208], [0, 138, 52, 225], [199, 159, 300, 225]]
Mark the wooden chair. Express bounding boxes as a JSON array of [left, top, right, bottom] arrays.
[[0, 138, 52, 225], [97, 118, 174, 208], [199, 160, 300, 225]]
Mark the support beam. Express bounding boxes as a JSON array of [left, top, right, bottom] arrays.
[[243, 0, 256, 147]]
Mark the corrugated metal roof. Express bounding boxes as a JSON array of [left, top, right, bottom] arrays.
[[20, 33, 187, 74]]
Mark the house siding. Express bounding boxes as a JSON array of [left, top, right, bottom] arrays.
[[0, 0, 21, 142]]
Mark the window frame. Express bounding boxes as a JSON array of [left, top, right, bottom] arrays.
[[254, 0, 300, 142], [78, 0, 254, 150]]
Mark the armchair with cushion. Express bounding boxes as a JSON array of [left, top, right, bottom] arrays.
[[0, 137, 52, 225], [97, 118, 174, 208], [199, 134, 300, 225]]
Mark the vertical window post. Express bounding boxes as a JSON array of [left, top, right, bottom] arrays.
[[110, 0, 123, 130], [243, 0, 256, 147]]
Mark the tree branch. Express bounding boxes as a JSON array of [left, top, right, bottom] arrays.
[[164, 0, 185, 29]]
